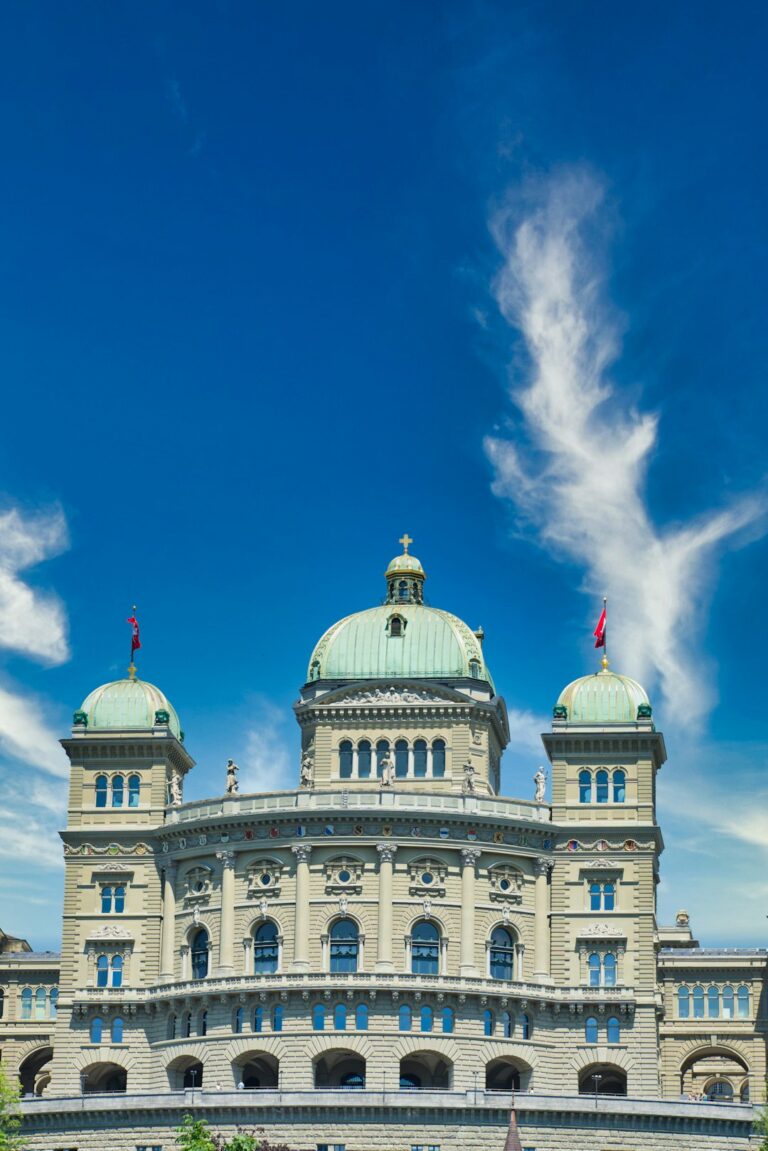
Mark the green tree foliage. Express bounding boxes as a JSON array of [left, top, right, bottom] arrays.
[[754, 1102, 768, 1151], [0, 1063, 22, 1151], [176, 1115, 299, 1151]]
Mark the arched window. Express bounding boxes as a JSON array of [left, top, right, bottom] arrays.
[[693, 985, 705, 1018], [272, 1005, 283, 1032], [501, 1011, 513, 1038], [167, 1013, 176, 1040], [489, 927, 515, 981], [355, 1003, 368, 1030], [579, 770, 592, 803], [397, 579, 408, 601], [111, 955, 123, 988], [339, 741, 353, 779], [588, 953, 601, 987], [101, 886, 113, 914], [737, 986, 750, 1018], [254, 921, 279, 974], [432, 739, 446, 778], [253, 1006, 264, 1033], [678, 986, 690, 1017], [111, 775, 124, 808], [613, 770, 626, 803], [441, 1006, 454, 1034], [411, 920, 439, 975], [722, 985, 734, 1019], [95, 775, 108, 808], [483, 1009, 494, 1037], [191, 929, 209, 980], [399, 1004, 412, 1032], [96, 956, 109, 988], [49, 987, 58, 1019], [114, 886, 125, 914], [128, 774, 141, 807], [414, 739, 427, 778], [520, 1013, 531, 1040], [607, 1016, 620, 1044], [90, 1017, 103, 1044], [35, 987, 46, 1020], [389, 615, 403, 637], [111, 1017, 124, 1043], [20, 987, 32, 1019], [585, 1016, 598, 1044], [469, 658, 481, 678], [333, 1004, 346, 1030], [233, 1007, 244, 1034], [376, 740, 390, 777], [395, 739, 409, 778], [708, 986, 720, 1018], [182, 1011, 192, 1038], [330, 918, 359, 973], [357, 740, 372, 778], [420, 1005, 433, 1033], [596, 770, 609, 803], [312, 1004, 325, 1031], [198, 1010, 208, 1037]]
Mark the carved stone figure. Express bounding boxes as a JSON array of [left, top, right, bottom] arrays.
[[226, 759, 239, 795], [379, 750, 395, 787], [462, 761, 477, 793], [534, 767, 547, 803], [676, 909, 690, 928], [300, 751, 314, 789], [169, 771, 183, 806], [422, 897, 432, 920]]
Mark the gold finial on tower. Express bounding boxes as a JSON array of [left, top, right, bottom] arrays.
[[601, 653, 610, 671], [399, 533, 413, 554]]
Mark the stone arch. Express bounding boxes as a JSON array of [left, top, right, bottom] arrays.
[[404, 909, 449, 936], [225, 1036, 287, 1062], [302, 1033, 374, 1061], [78, 1061, 128, 1094], [184, 917, 215, 945], [397, 1044, 454, 1090], [478, 1041, 538, 1071], [73, 1048, 136, 1073], [230, 1048, 280, 1089], [478, 909, 528, 938], [8, 1040, 54, 1073], [679, 1042, 751, 1097], [17, 1046, 53, 1096], [678, 1038, 752, 1070], [244, 910, 285, 938], [165, 1049, 207, 1090], [392, 1035, 460, 1063], [570, 1045, 635, 1075], [312, 1046, 367, 1088]]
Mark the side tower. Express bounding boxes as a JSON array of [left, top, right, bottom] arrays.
[[543, 657, 666, 1096], [49, 668, 193, 1094]]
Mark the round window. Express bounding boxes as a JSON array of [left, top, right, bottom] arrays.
[[338, 869, 352, 884], [259, 873, 272, 886], [499, 877, 511, 892], [421, 872, 434, 885], [193, 879, 205, 893]]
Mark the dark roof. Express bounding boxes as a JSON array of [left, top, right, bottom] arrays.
[[0, 951, 60, 961], [659, 947, 768, 957]]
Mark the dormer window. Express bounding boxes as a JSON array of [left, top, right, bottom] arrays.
[[469, 659, 481, 678], [388, 614, 406, 637]]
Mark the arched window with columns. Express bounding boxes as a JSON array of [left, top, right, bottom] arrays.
[[329, 918, 359, 973], [489, 926, 515, 981], [253, 921, 279, 974], [411, 920, 440, 975], [191, 928, 209, 980]]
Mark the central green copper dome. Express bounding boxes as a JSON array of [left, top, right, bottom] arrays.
[[79, 676, 182, 738], [307, 540, 493, 688]]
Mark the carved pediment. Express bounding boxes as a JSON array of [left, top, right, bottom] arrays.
[[86, 925, 134, 940], [323, 684, 463, 707], [576, 922, 627, 939]]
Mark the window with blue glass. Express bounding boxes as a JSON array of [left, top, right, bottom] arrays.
[[355, 1003, 368, 1030], [441, 1006, 454, 1034], [101, 886, 113, 914], [357, 740, 371, 779], [111, 1016, 124, 1043], [254, 921, 279, 974], [589, 882, 615, 911], [708, 986, 720, 1017], [579, 770, 592, 803], [501, 1011, 513, 1038], [329, 918, 359, 973], [414, 740, 427, 778], [111, 955, 123, 988], [90, 1016, 103, 1044], [191, 929, 209, 980], [693, 986, 705, 1018], [111, 774, 124, 808], [737, 985, 750, 1018], [253, 1006, 264, 1033], [128, 774, 141, 807], [722, 985, 735, 1019], [420, 1005, 433, 1033], [49, 987, 58, 1019], [95, 775, 108, 808], [333, 1003, 346, 1030], [399, 1004, 412, 1032], [395, 739, 409, 778], [603, 952, 617, 987], [272, 1005, 283, 1032], [96, 955, 109, 988], [233, 1007, 244, 1034], [35, 987, 46, 1020], [20, 987, 32, 1019], [595, 770, 609, 803], [489, 926, 515, 980], [411, 921, 439, 975], [312, 1004, 325, 1031], [606, 1016, 620, 1044], [585, 1016, 598, 1044], [520, 1013, 531, 1040], [678, 986, 690, 1018], [114, 886, 125, 914], [483, 1009, 494, 1036], [588, 953, 601, 987], [612, 770, 626, 803], [339, 741, 353, 779], [431, 740, 446, 778]]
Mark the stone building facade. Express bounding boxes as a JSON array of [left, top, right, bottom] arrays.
[[1, 542, 765, 1150]]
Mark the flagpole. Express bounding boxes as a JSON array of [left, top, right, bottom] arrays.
[[128, 604, 137, 679], [602, 596, 608, 671]]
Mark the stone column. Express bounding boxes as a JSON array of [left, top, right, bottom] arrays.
[[159, 863, 177, 983], [533, 857, 553, 983], [459, 849, 481, 976], [375, 843, 398, 971], [292, 844, 313, 970], [216, 851, 236, 976]]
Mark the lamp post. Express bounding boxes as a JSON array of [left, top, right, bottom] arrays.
[[593, 1073, 603, 1107], [189, 1068, 198, 1091]]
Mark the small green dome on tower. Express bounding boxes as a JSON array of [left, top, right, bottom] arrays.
[[555, 661, 651, 724], [307, 537, 492, 688], [78, 675, 182, 739]]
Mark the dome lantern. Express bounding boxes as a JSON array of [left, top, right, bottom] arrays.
[[385, 533, 426, 606]]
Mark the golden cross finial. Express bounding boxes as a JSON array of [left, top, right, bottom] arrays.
[[399, 533, 413, 553]]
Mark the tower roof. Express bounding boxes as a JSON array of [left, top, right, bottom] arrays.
[[555, 665, 651, 724], [79, 676, 182, 739]]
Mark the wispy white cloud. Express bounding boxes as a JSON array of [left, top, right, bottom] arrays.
[[0, 681, 68, 776], [485, 169, 766, 724], [0, 505, 68, 663], [0, 773, 66, 870], [239, 696, 296, 794]]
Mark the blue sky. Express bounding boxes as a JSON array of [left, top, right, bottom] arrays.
[[1, 1, 767, 950]]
